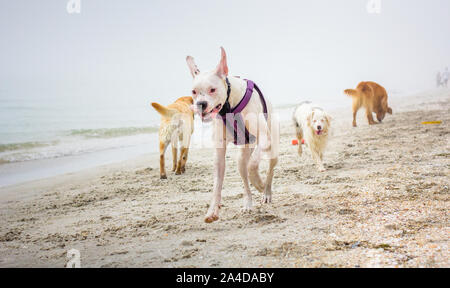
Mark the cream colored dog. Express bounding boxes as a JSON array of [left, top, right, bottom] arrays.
[[151, 97, 194, 179], [293, 102, 331, 172], [186, 47, 278, 223]]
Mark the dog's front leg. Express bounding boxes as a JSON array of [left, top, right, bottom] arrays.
[[318, 151, 326, 172], [311, 148, 325, 172], [366, 109, 377, 125], [205, 146, 226, 223]]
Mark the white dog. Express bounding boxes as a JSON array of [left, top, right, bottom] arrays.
[[186, 47, 278, 223], [293, 102, 331, 172]]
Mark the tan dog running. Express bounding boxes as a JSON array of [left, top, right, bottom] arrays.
[[344, 81, 392, 127], [151, 97, 194, 179]]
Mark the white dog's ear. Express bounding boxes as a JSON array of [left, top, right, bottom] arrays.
[[325, 114, 332, 126], [215, 47, 229, 78], [186, 56, 200, 78]]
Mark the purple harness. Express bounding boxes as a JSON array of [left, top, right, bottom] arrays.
[[218, 78, 268, 145]]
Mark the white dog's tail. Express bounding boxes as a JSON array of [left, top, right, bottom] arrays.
[[151, 102, 177, 118]]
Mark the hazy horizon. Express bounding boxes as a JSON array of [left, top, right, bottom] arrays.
[[0, 0, 449, 108]]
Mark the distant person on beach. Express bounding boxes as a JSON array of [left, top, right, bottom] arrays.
[[436, 71, 442, 87], [442, 67, 449, 88]]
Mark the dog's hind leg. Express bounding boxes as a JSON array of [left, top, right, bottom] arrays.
[[178, 125, 191, 174], [249, 114, 272, 193], [263, 156, 278, 203], [159, 141, 168, 179], [178, 147, 189, 174], [171, 145, 177, 172], [238, 147, 254, 211], [248, 147, 264, 193], [352, 100, 360, 127], [175, 137, 186, 175], [172, 134, 184, 175]]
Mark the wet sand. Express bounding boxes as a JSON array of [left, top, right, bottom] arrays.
[[0, 90, 448, 267]]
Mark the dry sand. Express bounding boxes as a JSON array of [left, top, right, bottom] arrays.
[[0, 90, 449, 268]]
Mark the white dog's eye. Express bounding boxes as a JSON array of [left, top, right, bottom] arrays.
[[210, 88, 216, 93], [313, 120, 317, 123], [192, 90, 197, 95]]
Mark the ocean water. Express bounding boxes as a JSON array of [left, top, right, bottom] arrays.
[[0, 96, 161, 163]]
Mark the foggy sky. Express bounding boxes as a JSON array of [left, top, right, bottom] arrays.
[[0, 0, 449, 107]]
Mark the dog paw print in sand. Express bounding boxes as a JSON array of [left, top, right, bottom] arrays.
[[164, 248, 200, 263], [326, 162, 344, 170], [249, 210, 286, 225], [405, 181, 438, 194], [337, 208, 355, 215], [0, 228, 23, 242], [278, 167, 315, 181], [135, 167, 154, 175], [226, 208, 285, 226], [255, 242, 307, 258], [327, 240, 394, 252], [328, 176, 353, 184]]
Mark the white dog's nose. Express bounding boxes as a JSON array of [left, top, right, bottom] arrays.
[[197, 101, 208, 112], [317, 125, 322, 130]]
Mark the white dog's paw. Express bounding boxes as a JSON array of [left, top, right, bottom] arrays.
[[262, 193, 272, 204], [204, 205, 220, 223], [242, 199, 253, 212]]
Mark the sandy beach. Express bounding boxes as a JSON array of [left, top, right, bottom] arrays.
[[0, 90, 448, 268]]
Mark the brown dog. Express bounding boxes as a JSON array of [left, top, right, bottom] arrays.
[[344, 81, 392, 127], [151, 97, 194, 179]]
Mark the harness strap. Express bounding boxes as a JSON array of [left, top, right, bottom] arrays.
[[253, 82, 268, 121], [218, 79, 268, 145]]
